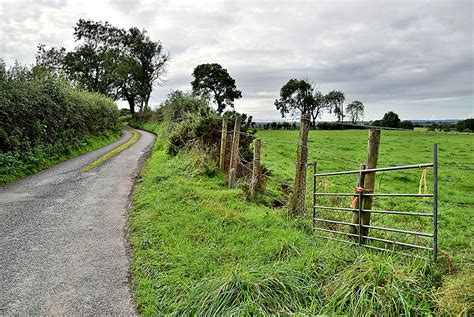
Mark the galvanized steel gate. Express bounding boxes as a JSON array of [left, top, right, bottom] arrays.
[[308, 144, 439, 261]]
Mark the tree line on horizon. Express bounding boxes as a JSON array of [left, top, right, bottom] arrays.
[[7, 18, 469, 132], [31, 19, 365, 126]]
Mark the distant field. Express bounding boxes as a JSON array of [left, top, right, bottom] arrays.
[[257, 129, 473, 264]]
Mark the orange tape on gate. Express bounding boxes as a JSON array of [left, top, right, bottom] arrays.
[[350, 186, 374, 209]]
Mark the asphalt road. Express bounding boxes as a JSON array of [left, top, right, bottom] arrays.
[[0, 128, 155, 315]]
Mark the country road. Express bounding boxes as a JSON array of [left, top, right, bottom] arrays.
[[0, 128, 155, 315]]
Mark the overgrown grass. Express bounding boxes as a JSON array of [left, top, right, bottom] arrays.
[[0, 131, 121, 185], [130, 123, 473, 315]]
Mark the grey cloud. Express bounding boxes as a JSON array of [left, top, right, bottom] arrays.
[[1, 0, 472, 120]]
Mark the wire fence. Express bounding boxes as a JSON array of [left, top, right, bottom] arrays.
[[217, 116, 472, 261]]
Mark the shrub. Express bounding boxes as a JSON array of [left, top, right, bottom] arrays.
[[137, 90, 256, 160], [0, 64, 120, 183], [400, 120, 414, 130], [455, 119, 474, 132], [0, 67, 119, 154], [317, 122, 365, 130], [119, 108, 131, 116], [119, 114, 132, 124], [158, 90, 210, 125]]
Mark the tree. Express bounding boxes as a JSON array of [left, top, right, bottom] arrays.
[[37, 19, 126, 100], [191, 63, 242, 114], [274, 79, 337, 127], [345, 100, 364, 123], [114, 55, 141, 115], [35, 45, 66, 73], [124, 27, 169, 112], [400, 120, 414, 130], [455, 118, 474, 132], [275, 79, 314, 118], [325, 90, 345, 121], [68, 19, 125, 99], [381, 111, 401, 128], [36, 19, 169, 115], [0, 59, 6, 82], [311, 91, 328, 126]]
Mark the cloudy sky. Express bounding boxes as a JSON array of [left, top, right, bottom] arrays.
[[1, 0, 473, 120]]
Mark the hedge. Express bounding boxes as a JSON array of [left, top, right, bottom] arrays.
[[0, 66, 120, 183]]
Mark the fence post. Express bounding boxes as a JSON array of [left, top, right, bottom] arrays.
[[250, 138, 262, 199], [219, 118, 227, 172], [288, 113, 310, 218], [361, 128, 381, 237], [350, 164, 366, 237], [228, 115, 241, 188]]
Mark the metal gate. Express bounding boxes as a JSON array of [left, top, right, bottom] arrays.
[[308, 144, 438, 261]]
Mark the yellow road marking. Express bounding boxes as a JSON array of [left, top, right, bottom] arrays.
[[81, 129, 140, 173]]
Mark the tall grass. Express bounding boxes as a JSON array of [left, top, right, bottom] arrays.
[[130, 123, 472, 315]]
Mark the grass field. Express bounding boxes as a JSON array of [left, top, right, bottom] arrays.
[[130, 123, 473, 315], [258, 129, 473, 264]]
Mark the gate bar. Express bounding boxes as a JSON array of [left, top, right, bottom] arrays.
[[315, 193, 433, 197], [309, 162, 316, 229], [314, 227, 359, 238], [315, 193, 363, 196], [363, 209, 433, 217], [315, 163, 433, 177], [314, 206, 357, 212], [314, 234, 358, 246], [358, 167, 365, 245], [314, 206, 433, 217], [361, 224, 433, 237], [315, 234, 431, 260], [364, 193, 433, 197], [314, 218, 359, 227], [433, 144, 438, 262], [362, 244, 430, 260], [361, 235, 433, 251]]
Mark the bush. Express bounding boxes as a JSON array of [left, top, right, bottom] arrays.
[[400, 120, 414, 130], [317, 122, 365, 130], [119, 114, 132, 124], [455, 119, 474, 132], [119, 108, 131, 116], [380, 111, 401, 128], [158, 90, 210, 124], [136, 90, 256, 160], [0, 64, 120, 183], [0, 67, 119, 154]]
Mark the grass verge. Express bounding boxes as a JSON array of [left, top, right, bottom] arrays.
[[81, 128, 140, 173], [0, 131, 121, 185], [130, 123, 472, 315]]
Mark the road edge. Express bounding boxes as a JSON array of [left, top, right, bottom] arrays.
[[81, 128, 140, 173], [124, 128, 157, 315]]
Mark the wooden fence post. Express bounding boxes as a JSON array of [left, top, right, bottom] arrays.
[[250, 138, 262, 199], [228, 115, 241, 188], [288, 114, 310, 218], [361, 128, 381, 237], [219, 118, 227, 172]]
